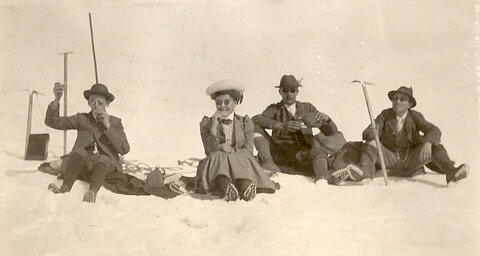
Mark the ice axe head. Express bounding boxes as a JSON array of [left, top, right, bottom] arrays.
[[351, 80, 375, 86]]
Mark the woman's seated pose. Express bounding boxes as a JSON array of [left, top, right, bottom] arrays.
[[195, 80, 277, 201]]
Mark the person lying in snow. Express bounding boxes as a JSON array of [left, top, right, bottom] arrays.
[[252, 75, 346, 183], [45, 82, 131, 202], [328, 86, 469, 185], [195, 80, 277, 202]]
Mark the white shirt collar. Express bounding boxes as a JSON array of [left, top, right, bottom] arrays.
[[396, 111, 408, 121], [220, 112, 235, 121], [285, 103, 297, 116]]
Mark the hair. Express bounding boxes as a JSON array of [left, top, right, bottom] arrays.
[[210, 89, 243, 104]]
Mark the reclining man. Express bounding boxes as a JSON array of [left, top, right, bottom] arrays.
[[330, 86, 469, 185], [45, 82, 130, 202], [252, 75, 345, 182]]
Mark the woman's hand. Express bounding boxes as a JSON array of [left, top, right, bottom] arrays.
[[211, 110, 223, 123], [211, 110, 223, 135], [220, 143, 234, 153]]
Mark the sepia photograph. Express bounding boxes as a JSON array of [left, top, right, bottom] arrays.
[[0, 0, 478, 255]]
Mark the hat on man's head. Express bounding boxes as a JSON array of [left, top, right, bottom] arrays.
[[388, 86, 416, 108], [205, 80, 245, 96], [275, 75, 303, 89], [83, 83, 115, 103]]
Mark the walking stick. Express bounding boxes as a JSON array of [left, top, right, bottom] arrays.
[[89, 13, 99, 84], [351, 80, 389, 186], [59, 52, 73, 155]]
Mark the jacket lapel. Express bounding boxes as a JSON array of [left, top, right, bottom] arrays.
[[279, 101, 297, 121], [403, 111, 415, 141], [385, 111, 397, 133], [294, 101, 304, 120], [87, 112, 102, 140], [233, 114, 244, 147], [215, 120, 226, 144]]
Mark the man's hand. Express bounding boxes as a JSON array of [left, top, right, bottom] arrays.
[[52, 82, 64, 106], [219, 143, 234, 153], [370, 127, 379, 138], [420, 142, 432, 163], [96, 109, 110, 128], [283, 121, 303, 132], [314, 112, 330, 125], [271, 122, 283, 131]]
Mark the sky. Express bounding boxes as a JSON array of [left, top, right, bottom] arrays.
[[0, 0, 478, 166]]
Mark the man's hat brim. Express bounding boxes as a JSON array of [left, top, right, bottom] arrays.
[[83, 84, 115, 103], [275, 76, 303, 89], [388, 90, 416, 108], [275, 84, 302, 88]]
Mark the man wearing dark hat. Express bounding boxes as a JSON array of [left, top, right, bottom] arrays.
[[45, 82, 130, 202], [348, 86, 469, 184], [252, 75, 344, 182]]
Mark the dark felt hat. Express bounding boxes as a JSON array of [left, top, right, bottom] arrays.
[[83, 83, 115, 103], [275, 75, 303, 89], [388, 86, 416, 108]]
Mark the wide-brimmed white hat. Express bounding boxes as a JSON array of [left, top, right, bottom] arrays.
[[205, 80, 245, 96]]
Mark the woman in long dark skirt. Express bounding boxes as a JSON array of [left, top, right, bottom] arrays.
[[196, 80, 276, 201]]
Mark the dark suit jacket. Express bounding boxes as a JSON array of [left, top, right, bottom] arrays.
[[45, 102, 130, 172], [252, 101, 337, 145], [199, 114, 254, 156], [362, 108, 442, 152]]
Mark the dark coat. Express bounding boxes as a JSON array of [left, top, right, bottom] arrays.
[[252, 101, 338, 145], [44, 102, 130, 172], [362, 108, 442, 152]]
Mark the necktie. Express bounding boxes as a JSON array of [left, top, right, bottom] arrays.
[[396, 116, 404, 133]]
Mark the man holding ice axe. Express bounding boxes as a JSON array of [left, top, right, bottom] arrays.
[[335, 85, 469, 185]]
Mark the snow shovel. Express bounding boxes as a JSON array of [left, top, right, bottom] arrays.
[[24, 90, 50, 161], [351, 80, 389, 186]]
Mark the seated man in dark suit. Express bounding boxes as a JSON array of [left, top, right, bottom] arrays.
[[331, 86, 469, 185], [252, 75, 345, 182], [45, 82, 130, 203]]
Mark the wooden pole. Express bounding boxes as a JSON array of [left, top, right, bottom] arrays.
[[24, 91, 33, 159], [360, 81, 389, 186], [89, 13, 99, 84], [61, 52, 73, 155]]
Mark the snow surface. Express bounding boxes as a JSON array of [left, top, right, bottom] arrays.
[[1, 155, 479, 256], [1, 1, 479, 255]]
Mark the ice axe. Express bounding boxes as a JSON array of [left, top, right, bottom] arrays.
[[351, 80, 389, 186]]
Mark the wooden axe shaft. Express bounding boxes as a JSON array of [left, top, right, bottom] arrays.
[[352, 80, 389, 186]]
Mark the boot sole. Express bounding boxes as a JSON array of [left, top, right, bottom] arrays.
[[448, 164, 470, 184], [224, 184, 239, 202]]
